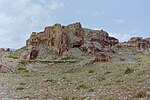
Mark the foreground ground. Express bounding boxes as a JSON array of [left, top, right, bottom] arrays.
[[0, 61, 150, 100]]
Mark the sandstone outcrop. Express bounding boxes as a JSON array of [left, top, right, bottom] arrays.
[[81, 29, 119, 54], [25, 22, 119, 60], [113, 37, 150, 51]]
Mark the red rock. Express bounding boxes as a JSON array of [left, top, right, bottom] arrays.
[[58, 33, 68, 56], [113, 37, 150, 51], [109, 37, 119, 46], [25, 22, 119, 60], [95, 53, 111, 62]]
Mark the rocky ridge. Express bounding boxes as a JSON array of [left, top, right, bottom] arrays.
[[0, 22, 150, 99], [113, 37, 150, 52], [21, 22, 150, 62], [23, 22, 119, 61], [0, 22, 150, 71]]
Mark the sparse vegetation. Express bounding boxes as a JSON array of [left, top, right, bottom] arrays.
[[124, 67, 134, 74], [0, 53, 150, 99], [76, 84, 88, 90], [16, 67, 29, 73], [135, 91, 148, 98], [19, 82, 26, 85], [8, 55, 18, 59], [140, 55, 150, 62], [19, 60, 28, 65], [88, 88, 95, 92], [88, 70, 94, 73], [61, 55, 76, 60], [16, 87, 24, 91]]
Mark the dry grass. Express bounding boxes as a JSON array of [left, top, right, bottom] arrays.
[[0, 53, 150, 99]]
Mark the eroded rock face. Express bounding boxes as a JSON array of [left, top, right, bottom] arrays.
[[58, 33, 68, 56], [26, 22, 85, 58], [81, 29, 119, 54], [25, 22, 119, 60], [95, 53, 111, 62], [113, 37, 150, 51], [109, 37, 119, 46]]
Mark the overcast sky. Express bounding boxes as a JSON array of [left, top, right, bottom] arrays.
[[0, 0, 150, 49]]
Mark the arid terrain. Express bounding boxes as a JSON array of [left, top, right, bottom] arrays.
[[0, 22, 150, 100]]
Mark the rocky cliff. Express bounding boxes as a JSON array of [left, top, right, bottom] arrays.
[[113, 37, 150, 52], [24, 22, 119, 61], [14, 22, 150, 63]]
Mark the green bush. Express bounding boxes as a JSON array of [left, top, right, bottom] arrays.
[[19, 60, 28, 65], [88, 88, 95, 92], [16, 67, 29, 73], [16, 87, 24, 90], [19, 82, 26, 85], [141, 55, 150, 62], [124, 67, 134, 74], [61, 55, 76, 60], [8, 55, 18, 59], [76, 84, 88, 90], [136, 91, 148, 98], [88, 70, 94, 73]]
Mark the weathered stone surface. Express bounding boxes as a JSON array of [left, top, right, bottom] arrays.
[[25, 22, 119, 60], [94, 53, 111, 62], [109, 37, 119, 46], [81, 29, 119, 53], [58, 33, 68, 56], [26, 22, 86, 58], [113, 37, 150, 51]]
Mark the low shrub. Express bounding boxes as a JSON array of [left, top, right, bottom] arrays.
[[124, 67, 134, 74]]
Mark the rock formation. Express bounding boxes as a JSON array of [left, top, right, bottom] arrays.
[[95, 53, 111, 62], [25, 22, 119, 61], [113, 37, 150, 51], [0, 48, 11, 52]]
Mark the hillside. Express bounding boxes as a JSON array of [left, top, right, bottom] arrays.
[[0, 22, 150, 99]]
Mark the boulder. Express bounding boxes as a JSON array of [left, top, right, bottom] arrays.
[[95, 53, 111, 62]]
